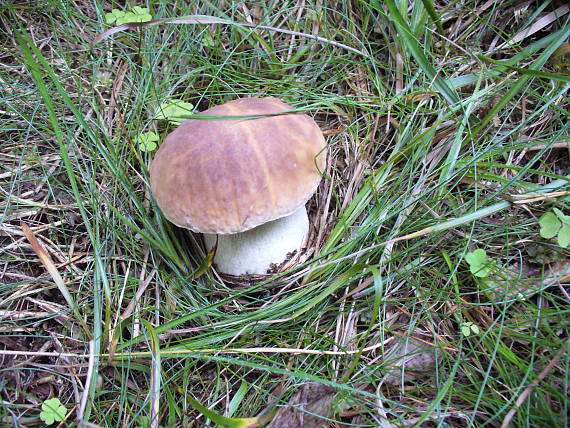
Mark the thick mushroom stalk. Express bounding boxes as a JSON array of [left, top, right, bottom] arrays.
[[203, 206, 308, 276]]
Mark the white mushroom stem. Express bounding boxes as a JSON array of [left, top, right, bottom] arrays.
[[203, 206, 309, 275]]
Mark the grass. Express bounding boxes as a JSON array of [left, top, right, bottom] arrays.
[[1, 0, 569, 427]]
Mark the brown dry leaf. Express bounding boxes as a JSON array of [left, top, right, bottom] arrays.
[[548, 43, 570, 73], [481, 259, 570, 301], [383, 337, 436, 386], [267, 383, 336, 428]]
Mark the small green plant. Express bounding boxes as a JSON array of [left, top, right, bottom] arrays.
[[105, 6, 152, 25], [460, 321, 480, 337], [465, 249, 491, 278], [92, 70, 112, 89], [39, 398, 67, 425], [202, 32, 217, 48], [154, 100, 195, 124], [548, 43, 570, 73], [136, 131, 159, 152], [539, 208, 570, 248]]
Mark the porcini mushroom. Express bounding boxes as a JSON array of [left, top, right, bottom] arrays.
[[149, 97, 326, 276]]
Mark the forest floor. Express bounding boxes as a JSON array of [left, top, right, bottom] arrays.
[[1, 1, 569, 427]]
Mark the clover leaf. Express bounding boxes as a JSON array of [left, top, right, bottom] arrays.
[[539, 212, 561, 239], [105, 6, 152, 25], [105, 9, 125, 25], [136, 131, 159, 152], [132, 6, 151, 18], [460, 321, 480, 337], [154, 100, 194, 124], [558, 225, 570, 248], [40, 398, 67, 425], [539, 209, 570, 248], [465, 249, 491, 278], [202, 33, 217, 48], [553, 208, 570, 225]]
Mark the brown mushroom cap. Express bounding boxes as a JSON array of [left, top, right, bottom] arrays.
[[149, 97, 327, 234]]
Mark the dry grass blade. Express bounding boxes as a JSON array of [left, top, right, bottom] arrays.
[[382, 202, 511, 245], [384, 177, 570, 245], [0, 341, 396, 359], [511, 190, 570, 204], [21, 222, 91, 340], [89, 15, 366, 55], [77, 340, 96, 424], [494, 4, 570, 50], [500, 345, 567, 428], [141, 320, 161, 428], [108, 270, 156, 358]]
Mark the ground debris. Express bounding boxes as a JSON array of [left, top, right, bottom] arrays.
[[481, 259, 570, 301], [268, 382, 336, 428], [383, 336, 436, 386]]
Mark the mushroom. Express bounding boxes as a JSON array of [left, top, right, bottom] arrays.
[[149, 97, 326, 276]]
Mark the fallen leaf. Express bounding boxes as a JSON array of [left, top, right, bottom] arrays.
[[549, 43, 570, 73], [481, 260, 570, 301], [268, 383, 336, 428], [383, 337, 436, 386]]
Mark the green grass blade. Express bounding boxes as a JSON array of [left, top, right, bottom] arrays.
[[474, 25, 570, 135], [479, 55, 570, 83], [380, 0, 460, 105], [16, 28, 106, 423], [419, 0, 444, 35]]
